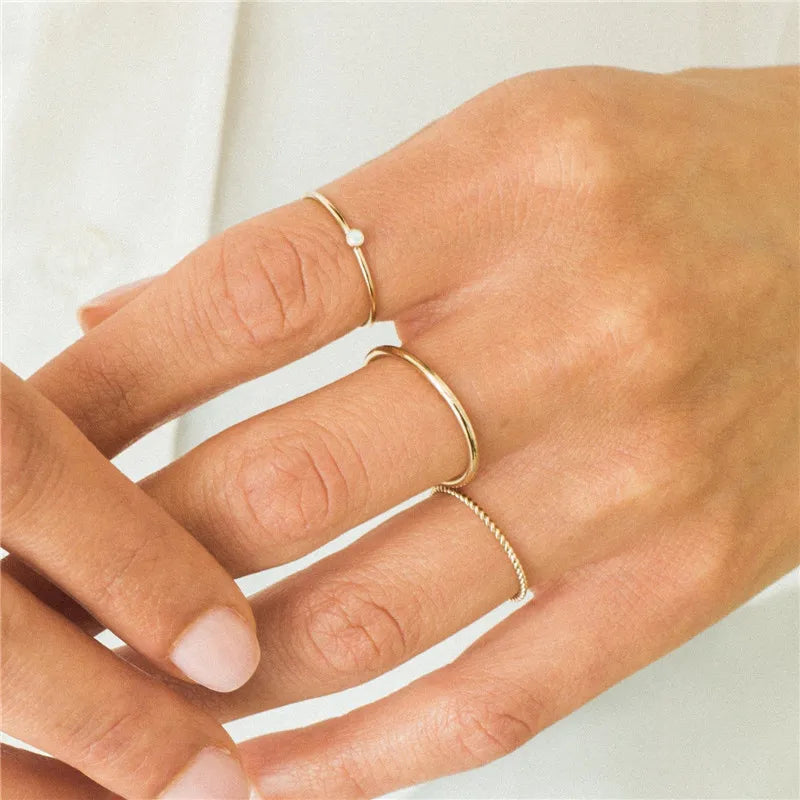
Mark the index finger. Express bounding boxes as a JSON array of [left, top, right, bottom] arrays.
[[2, 365, 260, 693], [2, 576, 251, 800], [29, 90, 500, 456]]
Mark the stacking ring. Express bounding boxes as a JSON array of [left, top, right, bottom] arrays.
[[303, 191, 377, 326], [365, 345, 479, 487], [433, 485, 529, 602]]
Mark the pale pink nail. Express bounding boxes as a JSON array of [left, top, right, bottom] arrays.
[[254, 771, 307, 798], [82, 276, 156, 307], [170, 607, 260, 693], [77, 276, 156, 332], [159, 747, 250, 799]]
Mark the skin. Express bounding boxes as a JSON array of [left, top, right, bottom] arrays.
[[2, 65, 797, 798], [1, 367, 260, 798]]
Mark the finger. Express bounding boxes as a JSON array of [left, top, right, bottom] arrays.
[[77, 276, 157, 333], [1, 744, 120, 800], [0, 555, 101, 635], [238, 537, 735, 799], [139, 299, 583, 576], [141, 351, 473, 574], [1, 576, 251, 799], [118, 450, 566, 723], [1, 366, 259, 692], [30, 79, 524, 456], [33, 197, 411, 457], [119, 410, 709, 723], [121, 494, 521, 723]]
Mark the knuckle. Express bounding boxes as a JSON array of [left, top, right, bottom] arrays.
[[450, 69, 637, 243], [316, 758, 371, 799], [442, 691, 537, 767], [524, 71, 677, 238], [204, 221, 326, 351], [681, 497, 744, 603], [639, 298, 704, 388], [222, 426, 358, 564], [593, 284, 704, 401], [527, 73, 634, 193], [64, 695, 214, 795], [485, 69, 686, 250], [68, 705, 150, 775], [584, 412, 714, 534], [289, 578, 409, 680], [51, 345, 147, 446], [591, 300, 658, 377], [0, 388, 59, 526], [1, 389, 37, 487]]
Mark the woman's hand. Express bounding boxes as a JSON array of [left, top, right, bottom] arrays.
[[20, 66, 800, 797], [0, 366, 262, 798]]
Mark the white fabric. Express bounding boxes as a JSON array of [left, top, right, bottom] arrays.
[[2, 3, 798, 797]]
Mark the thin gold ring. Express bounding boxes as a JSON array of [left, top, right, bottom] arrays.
[[365, 345, 479, 487], [303, 191, 377, 326], [433, 485, 529, 602]]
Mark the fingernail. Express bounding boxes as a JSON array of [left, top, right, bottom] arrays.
[[160, 747, 251, 799], [253, 771, 305, 798], [78, 276, 156, 332], [170, 607, 261, 693], [82, 276, 156, 307]]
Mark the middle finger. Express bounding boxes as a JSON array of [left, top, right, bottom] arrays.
[[140, 325, 536, 575]]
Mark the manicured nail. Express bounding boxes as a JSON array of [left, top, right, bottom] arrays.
[[78, 276, 156, 332], [160, 747, 251, 799], [170, 607, 261, 692]]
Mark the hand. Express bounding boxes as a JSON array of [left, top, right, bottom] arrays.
[[21, 65, 800, 797], [0, 367, 261, 798]]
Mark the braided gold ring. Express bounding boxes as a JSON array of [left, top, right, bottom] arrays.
[[303, 191, 377, 326], [365, 345, 479, 487], [433, 485, 529, 602]]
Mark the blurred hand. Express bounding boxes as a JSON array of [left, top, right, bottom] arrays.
[[17, 65, 800, 797], [1, 366, 260, 798]]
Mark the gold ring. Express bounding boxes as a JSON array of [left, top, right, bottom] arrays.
[[433, 485, 529, 602], [303, 191, 377, 326], [365, 345, 479, 487]]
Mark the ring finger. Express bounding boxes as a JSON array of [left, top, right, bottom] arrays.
[[120, 446, 623, 723]]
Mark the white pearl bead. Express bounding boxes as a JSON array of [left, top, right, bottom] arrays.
[[345, 228, 365, 247]]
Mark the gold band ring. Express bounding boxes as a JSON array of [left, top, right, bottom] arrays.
[[303, 191, 377, 326], [365, 345, 479, 487], [433, 485, 529, 602]]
